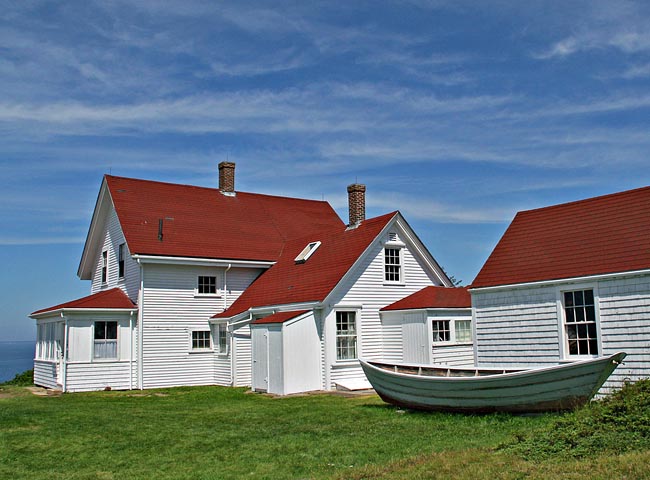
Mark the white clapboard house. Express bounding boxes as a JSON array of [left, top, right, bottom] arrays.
[[30, 162, 457, 393], [470, 186, 650, 392]]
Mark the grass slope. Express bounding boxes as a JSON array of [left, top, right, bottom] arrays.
[[1, 383, 649, 479]]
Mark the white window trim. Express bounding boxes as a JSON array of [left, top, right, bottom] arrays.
[[556, 283, 602, 360], [333, 308, 361, 364], [214, 323, 228, 356], [118, 243, 125, 281], [429, 318, 473, 346], [92, 321, 119, 362], [295, 241, 321, 263], [101, 250, 108, 285], [189, 329, 213, 353], [383, 245, 405, 285], [194, 275, 222, 298]]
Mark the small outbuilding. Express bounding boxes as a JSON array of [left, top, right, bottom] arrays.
[[380, 286, 473, 366]]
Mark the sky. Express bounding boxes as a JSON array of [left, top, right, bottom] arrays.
[[2, 0, 650, 341]]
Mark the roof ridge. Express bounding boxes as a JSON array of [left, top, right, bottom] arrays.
[[106, 174, 334, 205], [518, 185, 650, 216]]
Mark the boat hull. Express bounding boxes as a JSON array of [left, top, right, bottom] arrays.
[[360, 352, 626, 413]]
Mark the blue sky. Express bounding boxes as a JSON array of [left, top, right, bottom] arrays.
[[2, 1, 650, 341]]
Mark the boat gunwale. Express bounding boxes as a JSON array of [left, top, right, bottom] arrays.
[[359, 352, 626, 384]]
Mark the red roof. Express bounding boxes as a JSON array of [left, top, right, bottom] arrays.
[[381, 286, 471, 311], [106, 175, 344, 261], [472, 186, 650, 288], [214, 212, 398, 318], [251, 310, 309, 325], [32, 288, 136, 315]]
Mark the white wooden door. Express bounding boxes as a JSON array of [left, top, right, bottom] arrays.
[[251, 328, 269, 392], [402, 312, 428, 364]]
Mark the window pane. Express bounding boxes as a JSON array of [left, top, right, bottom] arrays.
[[455, 320, 472, 343], [564, 292, 574, 307], [336, 312, 357, 360], [584, 289, 594, 305], [432, 320, 450, 342], [95, 321, 106, 340], [575, 307, 585, 322], [106, 322, 118, 340], [574, 290, 584, 306]]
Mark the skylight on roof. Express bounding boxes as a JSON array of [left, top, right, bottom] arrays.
[[294, 241, 321, 263]]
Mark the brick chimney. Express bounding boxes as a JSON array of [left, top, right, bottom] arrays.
[[219, 161, 236, 195], [347, 183, 366, 227]]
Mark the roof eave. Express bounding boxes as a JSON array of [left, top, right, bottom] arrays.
[[30, 307, 138, 319]]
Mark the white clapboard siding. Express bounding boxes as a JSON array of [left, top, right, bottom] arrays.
[[325, 226, 444, 388], [90, 206, 140, 301], [472, 285, 561, 367], [65, 362, 132, 392], [140, 263, 260, 389], [380, 313, 403, 363], [597, 275, 650, 392], [472, 273, 650, 394], [232, 325, 252, 387], [432, 345, 474, 366], [34, 361, 58, 389]]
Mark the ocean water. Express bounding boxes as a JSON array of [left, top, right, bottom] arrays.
[[0, 341, 35, 383]]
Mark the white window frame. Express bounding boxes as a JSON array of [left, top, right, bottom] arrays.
[[215, 323, 228, 355], [101, 250, 108, 284], [431, 318, 472, 345], [118, 243, 125, 280], [195, 275, 220, 297], [335, 310, 358, 362], [36, 321, 60, 361], [294, 241, 321, 263], [93, 321, 118, 360], [189, 330, 212, 352], [383, 246, 404, 284], [557, 284, 600, 359]]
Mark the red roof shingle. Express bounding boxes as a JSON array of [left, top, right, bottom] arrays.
[[251, 310, 309, 325], [32, 288, 136, 315], [381, 286, 471, 311], [214, 212, 398, 318], [106, 175, 344, 261], [472, 186, 650, 288]]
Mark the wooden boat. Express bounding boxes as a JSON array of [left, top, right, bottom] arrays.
[[359, 352, 626, 413]]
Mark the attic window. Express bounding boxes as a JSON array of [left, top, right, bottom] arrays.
[[294, 241, 321, 264]]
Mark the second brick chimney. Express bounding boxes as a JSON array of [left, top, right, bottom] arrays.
[[219, 161, 236, 195], [347, 183, 366, 227]]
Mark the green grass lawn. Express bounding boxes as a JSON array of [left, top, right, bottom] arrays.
[[1, 384, 649, 479]]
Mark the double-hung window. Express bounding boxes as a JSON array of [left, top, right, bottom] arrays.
[[384, 248, 402, 283], [563, 289, 598, 356], [336, 311, 357, 361], [191, 330, 211, 350], [197, 276, 217, 295], [118, 243, 125, 279], [94, 321, 118, 359]]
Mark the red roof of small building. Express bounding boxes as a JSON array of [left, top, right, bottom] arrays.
[[214, 212, 398, 318], [472, 186, 650, 288], [31, 288, 136, 315], [251, 310, 309, 325], [105, 175, 344, 261], [381, 286, 471, 311]]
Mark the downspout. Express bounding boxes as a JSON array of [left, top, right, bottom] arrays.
[[223, 263, 232, 311], [224, 263, 233, 385], [136, 259, 144, 390], [60, 312, 69, 393], [129, 310, 134, 391]]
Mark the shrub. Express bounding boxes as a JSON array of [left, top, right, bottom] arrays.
[[2, 369, 34, 386], [502, 379, 650, 460]]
